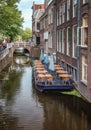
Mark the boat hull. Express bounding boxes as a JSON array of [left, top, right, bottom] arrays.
[[35, 83, 73, 92]]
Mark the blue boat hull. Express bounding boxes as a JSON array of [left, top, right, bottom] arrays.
[[35, 83, 73, 92]]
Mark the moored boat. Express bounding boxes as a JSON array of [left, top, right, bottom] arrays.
[[33, 60, 74, 92]]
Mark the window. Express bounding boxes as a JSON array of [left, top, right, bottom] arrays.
[[67, 27, 71, 55], [83, 0, 88, 4], [48, 8, 53, 24], [73, 0, 77, 18], [59, 6, 62, 25], [36, 37, 40, 45], [81, 15, 88, 46], [37, 22, 40, 30], [66, 64, 77, 81], [67, 0, 70, 21], [48, 31, 52, 48], [62, 29, 65, 53], [57, 9, 59, 26], [58, 3, 65, 25], [59, 30, 62, 52], [82, 15, 88, 26], [44, 19, 45, 29], [57, 30, 62, 52], [81, 27, 88, 45], [57, 30, 59, 51], [62, 3, 65, 23], [72, 25, 77, 57], [82, 55, 87, 83]]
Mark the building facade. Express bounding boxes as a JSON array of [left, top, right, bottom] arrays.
[[32, 2, 45, 46], [32, 0, 91, 102], [56, 0, 78, 83], [39, 0, 54, 54]]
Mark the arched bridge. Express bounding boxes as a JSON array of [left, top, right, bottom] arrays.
[[6, 42, 32, 57], [7, 42, 40, 58], [12, 42, 31, 53]]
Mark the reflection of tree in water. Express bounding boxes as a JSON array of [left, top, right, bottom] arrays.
[[35, 92, 91, 130], [0, 70, 23, 102], [0, 70, 23, 130]]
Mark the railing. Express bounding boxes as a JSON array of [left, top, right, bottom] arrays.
[[4, 42, 31, 49], [13, 42, 30, 47], [0, 42, 31, 61], [0, 48, 9, 60], [7, 43, 14, 48]]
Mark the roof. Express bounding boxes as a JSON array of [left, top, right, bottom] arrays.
[[32, 4, 45, 10]]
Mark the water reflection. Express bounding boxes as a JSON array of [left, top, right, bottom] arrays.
[[34, 91, 91, 130], [0, 70, 22, 102], [0, 56, 91, 130], [14, 56, 30, 65]]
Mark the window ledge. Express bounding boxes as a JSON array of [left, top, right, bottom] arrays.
[[80, 45, 88, 48], [72, 56, 77, 59], [66, 54, 70, 57], [81, 45, 88, 49], [81, 80, 87, 86]]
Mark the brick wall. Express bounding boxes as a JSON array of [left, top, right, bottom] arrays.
[[87, 0, 91, 87]]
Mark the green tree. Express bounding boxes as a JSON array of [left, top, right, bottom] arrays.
[[21, 28, 32, 41], [0, 0, 23, 41]]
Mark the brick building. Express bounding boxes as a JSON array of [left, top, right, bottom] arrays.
[[56, 0, 78, 82], [32, 0, 91, 102], [55, 0, 91, 102], [32, 2, 45, 46], [39, 0, 54, 54]]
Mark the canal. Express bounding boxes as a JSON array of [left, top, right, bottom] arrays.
[[0, 56, 91, 130]]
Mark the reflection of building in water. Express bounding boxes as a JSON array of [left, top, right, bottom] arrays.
[[36, 93, 91, 130]]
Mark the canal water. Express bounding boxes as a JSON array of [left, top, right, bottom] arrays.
[[0, 56, 91, 130]]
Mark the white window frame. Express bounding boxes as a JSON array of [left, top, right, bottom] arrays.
[[59, 6, 62, 25], [72, 25, 77, 58], [81, 15, 88, 46], [48, 31, 52, 48], [48, 8, 53, 25], [62, 29, 65, 53], [82, 55, 87, 84], [81, 27, 88, 46], [59, 30, 62, 52], [73, 0, 77, 18], [67, 0, 70, 21], [57, 31, 59, 52], [62, 3, 65, 23], [67, 27, 70, 55], [57, 10, 59, 26]]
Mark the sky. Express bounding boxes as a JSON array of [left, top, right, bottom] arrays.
[[18, 0, 44, 30]]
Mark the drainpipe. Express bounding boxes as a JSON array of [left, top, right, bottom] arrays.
[[53, 0, 57, 63], [77, 0, 81, 83]]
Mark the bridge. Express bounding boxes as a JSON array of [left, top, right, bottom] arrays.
[[0, 41, 40, 72], [8, 42, 32, 54], [0, 42, 40, 66]]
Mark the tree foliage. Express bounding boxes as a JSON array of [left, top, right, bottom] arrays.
[[21, 28, 32, 41], [0, 0, 23, 41]]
